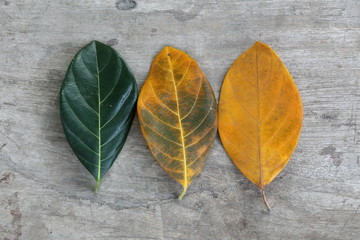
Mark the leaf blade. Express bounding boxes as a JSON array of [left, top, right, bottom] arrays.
[[60, 40, 138, 190], [138, 46, 217, 198], [218, 41, 303, 189]]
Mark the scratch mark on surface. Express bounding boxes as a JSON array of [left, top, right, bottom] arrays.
[[0, 142, 7, 151], [354, 114, 357, 144], [342, 105, 357, 143], [321, 111, 339, 120], [3, 102, 16, 106], [0, 172, 15, 184], [90, 204, 94, 217], [8, 192, 22, 240], [156, 205, 165, 240], [337, 204, 360, 239]]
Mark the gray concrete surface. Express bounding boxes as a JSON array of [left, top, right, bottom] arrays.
[[0, 0, 359, 239]]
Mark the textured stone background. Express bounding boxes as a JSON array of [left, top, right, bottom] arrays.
[[0, 0, 359, 239]]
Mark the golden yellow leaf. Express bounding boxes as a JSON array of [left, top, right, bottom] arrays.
[[137, 46, 217, 199], [218, 41, 303, 209]]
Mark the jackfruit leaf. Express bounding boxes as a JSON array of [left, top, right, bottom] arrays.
[[138, 46, 217, 199], [218, 42, 303, 210], [60, 40, 138, 192]]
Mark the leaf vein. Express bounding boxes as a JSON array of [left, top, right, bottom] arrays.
[[142, 120, 182, 147], [98, 49, 113, 73], [186, 146, 209, 168], [100, 115, 132, 147], [227, 74, 257, 120], [184, 99, 214, 138], [150, 144, 184, 161], [176, 61, 191, 86], [140, 100, 180, 129], [100, 53, 122, 104], [149, 78, 178, 116], [65, 122, 99, 156], [224, 110, 258, 147], [261, 75, 286, 123], [69, 67, 99, 115], [262, 114, 290, 147], [220, 133, 258, 163], [185, 123, 216, 148], [79, 52, 98, 77], [181, 76, 202, 121], [63, 94, 99, 138]]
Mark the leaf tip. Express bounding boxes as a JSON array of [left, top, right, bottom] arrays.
[[88, 40, 98, 47], [163, 45, 178, 55], [88, 40, 109, 50], [253, 41, 270, 48]]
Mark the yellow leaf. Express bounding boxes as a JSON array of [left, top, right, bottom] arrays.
[[218, 42, 303, 209], [138, 46, 217, 199]]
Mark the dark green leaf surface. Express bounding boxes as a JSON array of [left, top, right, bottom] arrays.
[[60, 40, 138, 191]]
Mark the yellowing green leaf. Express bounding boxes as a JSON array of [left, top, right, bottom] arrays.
[[138, 46, 217, 199]]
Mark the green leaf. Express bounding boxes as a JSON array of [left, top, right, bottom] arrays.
[[60, 40, 138, 191]]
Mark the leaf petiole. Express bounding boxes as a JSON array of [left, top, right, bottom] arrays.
[[261, 189, 271, 211], [94, 179, 101, 193], [178, 185, 188, 200]]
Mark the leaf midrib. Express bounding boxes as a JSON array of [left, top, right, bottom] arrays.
[[255, 44, 264, 190], [95, 44, 102, 188], [165, 47, 188, 195]]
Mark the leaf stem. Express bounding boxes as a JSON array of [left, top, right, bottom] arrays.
[[94, 179, 101, 193], [178, 185, 188, 200], [261, 189, 271, 211]]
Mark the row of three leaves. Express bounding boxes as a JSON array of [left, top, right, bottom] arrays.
[[60, 41, 302, 209]]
